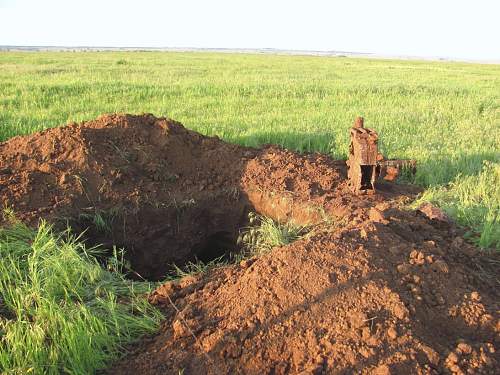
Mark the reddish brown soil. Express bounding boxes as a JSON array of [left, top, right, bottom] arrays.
[[0, 114, 253, 279], [0, 114, 498, 374], [0, 113, 407, 279], [113, 213, 499, 375]]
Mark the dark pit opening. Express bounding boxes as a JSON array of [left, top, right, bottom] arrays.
[[65, 203, 250, 282], [72, 222, 243, 281], [65, 189, 317, 282], [361, 165, 374, 190], [192, 231, 236, 264]]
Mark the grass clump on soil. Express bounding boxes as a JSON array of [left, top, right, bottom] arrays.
[[238, 213, 309, 257], [0, 214, 163, 375], [170, 256, 228, 279]]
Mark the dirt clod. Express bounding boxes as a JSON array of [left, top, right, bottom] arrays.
[[369, 207, 389, 224], [418, 202, 451, 223]]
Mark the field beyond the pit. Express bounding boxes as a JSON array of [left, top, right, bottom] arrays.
[[0, 51, 499, 248]]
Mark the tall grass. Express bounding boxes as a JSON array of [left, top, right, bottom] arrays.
[[0, 51, 498, 247], [414, 161, 499, 248], [0, 216, 163, 374]]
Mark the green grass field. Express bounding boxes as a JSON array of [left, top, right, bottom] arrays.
[[0, 51, 499, 373], [1, 51, 498, 248]]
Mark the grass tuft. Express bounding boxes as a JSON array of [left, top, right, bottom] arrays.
[[170, 256, 228, 279], [0, 219, 162, 375], [238, 212, 308, 257]]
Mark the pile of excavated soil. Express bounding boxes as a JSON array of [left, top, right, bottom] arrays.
[[1, 114, 498, 374], [0, 114, 257, 279], [112, 210, 499, 374], [0, 113, 406, 280]]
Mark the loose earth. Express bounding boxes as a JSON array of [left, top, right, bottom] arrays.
[[0, 114, 498, 374]]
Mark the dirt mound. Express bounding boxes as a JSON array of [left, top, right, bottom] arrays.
[[1, 114, 249, 279], [1, 114, 498, 374], [112, 205, 499, 374], [0, 113, 382, 280]]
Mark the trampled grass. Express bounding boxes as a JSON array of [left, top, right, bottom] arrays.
[[0, 51, 498, 248], [0, 215, 163, 374]]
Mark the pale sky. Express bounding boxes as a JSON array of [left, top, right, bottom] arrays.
[[1, 0, 499, 60]]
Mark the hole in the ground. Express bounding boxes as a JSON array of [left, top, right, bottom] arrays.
[[64, 203, 250, 281], [71, 223, 242, 281], [191, 231, 236, 263], [63, 189, 319, 281]]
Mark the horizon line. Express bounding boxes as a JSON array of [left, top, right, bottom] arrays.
[[1, 45, 499, 64]]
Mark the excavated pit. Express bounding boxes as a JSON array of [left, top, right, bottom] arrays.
[[0, 113, 346, 280], [66, 204, 251, 280], [2, 114, 498, 374], [60, 170, 350, 281]]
